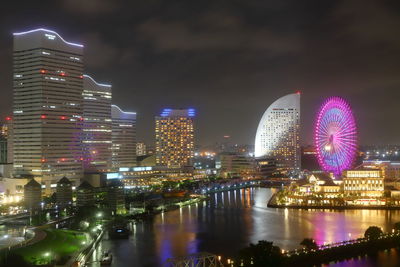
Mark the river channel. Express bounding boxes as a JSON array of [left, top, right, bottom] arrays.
[[89, 187, 400, 266]]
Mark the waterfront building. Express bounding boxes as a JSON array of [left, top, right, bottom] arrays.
[[13, 29, 84, 192], [24, 178, 42, 210], [254, 93, 300, 174], [136, 142, 147, 156], [106, 166, 195, 187], [76, 181, 95, 207], [107, 179, 126, 214], [343, 169, 384, 200], [255, 157, 277, 178], [286, 173, 342, 205], [111, 105, 136, 169], [56, 176, 72, 207], [362, 160, 400, 179], [216, 152, 255, 179], [155, 109, 195, 168], [82, 75, 112, 173]]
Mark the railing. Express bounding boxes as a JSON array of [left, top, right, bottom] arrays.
[[283, 231, 400, 257]]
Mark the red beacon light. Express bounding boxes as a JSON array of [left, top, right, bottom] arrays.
[[40, 69, 46, 74], [40, 115, 47, 119], [79, 75, 83, 79], [60, 116, 66, 120], [61, 158, 66, 162], [5, 116, 12, 121], [41, 158, 46, 163], [60, 72, 66, 76], [295, 90, 302, 95]]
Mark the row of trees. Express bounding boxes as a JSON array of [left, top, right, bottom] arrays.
[[236, 223, 400, 266]]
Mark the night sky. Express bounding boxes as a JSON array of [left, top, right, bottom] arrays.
[[1, 1, 400, 147]]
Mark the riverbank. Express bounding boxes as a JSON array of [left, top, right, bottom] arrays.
[[283, 232, 400, 267], [268, 192, 400, 210]]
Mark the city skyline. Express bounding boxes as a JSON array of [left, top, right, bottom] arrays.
[[1, 1, 400, 147]]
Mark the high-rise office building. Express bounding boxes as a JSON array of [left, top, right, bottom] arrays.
[[82, 75, 112, 173], [111, 105, 136, 169], [254, 93, 300, 174], [155, 109, 195, 168], [13, 29, 84, 191]]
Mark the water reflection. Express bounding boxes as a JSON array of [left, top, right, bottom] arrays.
[[89, 188, 400, 266]]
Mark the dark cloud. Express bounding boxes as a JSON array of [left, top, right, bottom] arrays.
[[81, 32, 119, 69], [62, 0, 118, 15], [136, 15, 302, 54]]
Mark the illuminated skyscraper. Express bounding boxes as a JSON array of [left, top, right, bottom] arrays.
[[82, 75, 112, 172], [155, 109, 195, 168], [111, 105, 136, 169], [255, 93, 300, 174], [13, 29, 84, 191]]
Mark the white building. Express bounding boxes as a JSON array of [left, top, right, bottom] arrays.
[[111, 105, 136, 169], [13, 29, 84, 192], [82, 75, 112, 173], [254, 93, 300, 174]]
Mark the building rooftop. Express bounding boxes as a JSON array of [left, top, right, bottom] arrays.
[[57, 176, 72, 185], [77, 181, 94, 190], [158, 108, 195, 117], [25, 178, 41, 188]]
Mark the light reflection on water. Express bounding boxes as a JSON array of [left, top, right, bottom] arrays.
[[89, 187, 400, 267]]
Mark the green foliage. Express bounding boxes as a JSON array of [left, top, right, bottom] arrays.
[[300, 238, 318, 250], [364, 226, 383, 240], [13, 229, 87, 265], [238, 240, 283, 266]]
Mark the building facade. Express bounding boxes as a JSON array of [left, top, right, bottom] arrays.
[[136, 142, 147, 156], [56, 176, 73, 207], [111, 105, 136, 169], [0, 136, 6, 164], [82, 75, 112, 173], [343, 169, 384, 198], [216, 152, 255, 178], [24, 178, 42, 210], [107, 179, 126, 215], [155, 109, 195, 168], [254, 93, 300, 174], [13, 29, 84, 191]]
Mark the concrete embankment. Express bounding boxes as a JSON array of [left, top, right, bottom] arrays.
[[267, 192, 400, 210]]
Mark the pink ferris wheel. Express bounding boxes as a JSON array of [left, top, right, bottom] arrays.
[[314, 97, 357, 176]]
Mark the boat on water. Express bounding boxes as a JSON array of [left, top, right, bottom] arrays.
[[100, 251, 113, 265], [108, 223, 130, 239]]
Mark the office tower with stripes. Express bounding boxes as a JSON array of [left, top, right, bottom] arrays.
[[13, 29, 84, 191], [82, 75, 112, 172], [111, 105, 136, 169]]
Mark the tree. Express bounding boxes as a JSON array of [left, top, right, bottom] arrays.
[[364, 226, 383, 240], [238, 240, 283, 266], [300, 238, 318, 250]]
